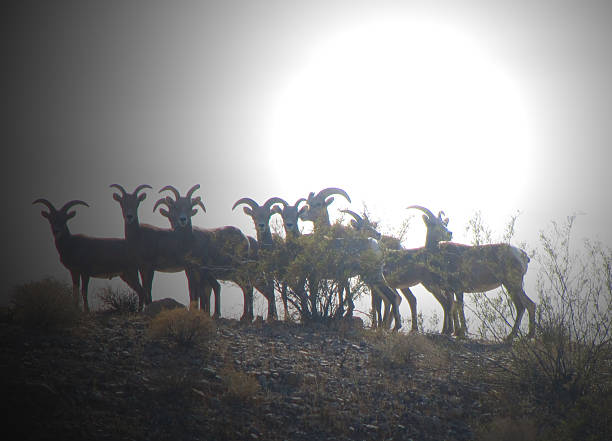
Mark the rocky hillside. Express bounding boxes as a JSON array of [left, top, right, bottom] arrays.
[[1, 308, 514, 441]]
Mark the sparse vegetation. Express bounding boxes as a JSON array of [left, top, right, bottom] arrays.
[[221, 366, 261, 403], [97, 286, 140, 314], [10, 277, 81, 330], [471, 215, 612, 441], [148, 307, 216, 348]]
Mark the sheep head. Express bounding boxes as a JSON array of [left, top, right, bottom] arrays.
[[407, 205, 452, 247], [232, 196, 285, 239], [110, 184, 152, 225], [33, 198, 89, 238], [300, 187, 351, 227], [271, 197, 307, 237], [340, 209, 382, 240], [155, 184, 205, 230]]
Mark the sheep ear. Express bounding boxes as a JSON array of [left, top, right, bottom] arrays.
[[191, 209, 198, 216], [67, 211, 77, 219], [112, 193, 122, 202], [422, 214, 431, 225], [298, 206, 308, 219], [138, 193, 147, 202], [159, 208, 170, 218], [271, 205, 282, 215], [325, 197, 335, 206], [350, 219, 358, 229], [41, 211, 49, 219], [243, 207, 253, 217]]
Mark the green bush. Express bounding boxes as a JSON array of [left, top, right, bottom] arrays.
[[11, 277, 81, 330], [148, 307, 216, 348]]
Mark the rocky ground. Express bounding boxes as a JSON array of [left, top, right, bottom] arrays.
[[0, 306, 513, 441]]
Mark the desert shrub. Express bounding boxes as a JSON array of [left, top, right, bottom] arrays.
[[221, 366, 260, 402], [11, 277, 81, 330], [148, 308, 216, 348], [269, 220, 384, 323], [484, 216, 612, 440], [97, 286, 139, 314]]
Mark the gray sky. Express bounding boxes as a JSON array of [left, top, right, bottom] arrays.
[[5, 1, 612, 318]]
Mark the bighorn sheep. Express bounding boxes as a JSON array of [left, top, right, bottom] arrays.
[[232, 196, 288, 320], [33, 199, 145, 312], [271, 197, 307, 238], [156, 186, 254, 320], [340, 209, 403, 330], [380, 206, 456, 334], [110, 184, 218, 311], [424, 241, 534, 340], [299, 187, 356, 317], [270, 197, 309, 319]]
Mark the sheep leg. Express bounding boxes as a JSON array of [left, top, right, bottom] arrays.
[[265, 282, 278, 321], [451, 293, 466, 338], [209, 276, 221, 319], [345, 283, 354, 318], [140, 268, 155, 305], [399, 288, 418, 332], [185, 269, 201, 310], [508, 298, 526, 341], [70, 271, 81, 309], [281, 282, 290, 321], [371, 292, 382, 328], [119, 271, 145, 311], [240, 284, 254, 322], [80, 274, 90, 313]]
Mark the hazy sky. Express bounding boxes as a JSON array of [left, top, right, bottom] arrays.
[[5, 1, 612, 319]]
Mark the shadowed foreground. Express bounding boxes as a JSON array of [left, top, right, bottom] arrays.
[[2, 309, 606, 441]]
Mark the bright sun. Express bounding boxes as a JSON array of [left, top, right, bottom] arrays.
[[265, 18, 534, 223]]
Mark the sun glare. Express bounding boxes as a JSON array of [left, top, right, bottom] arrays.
[[265, 19, 534, 218]]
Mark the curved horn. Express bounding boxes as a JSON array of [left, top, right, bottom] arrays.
[[134, 184, 152, 195], [191, 196, 206, 213], [109, 184, 127, 198], [159, 185, 181, 201], [32, 198, 56, 212], [185, 184, 200, 200], [437, 210, 446, 219], [60, 200, 89, 212], [316, 187, 351, 203], [406, 205, 436, 220], [293, 197, 307, 207], [264, 197, 288, 210], [153, 198, 170, 213], [232, 197, 259, 211], [340, 209, 364, 225]]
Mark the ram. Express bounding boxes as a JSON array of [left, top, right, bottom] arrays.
[[232, 196, 288, 320], [428, 240, 534, 340], [110, 184, 218, 311], [340, 209, 403, 330], [380, 206, 456, 334], [156, 186, 255, 320], [270, 197, 309, 319], [33, 198, 145, 312]]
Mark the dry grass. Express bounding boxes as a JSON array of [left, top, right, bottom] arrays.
[[220, 366, 260, 403], [148, 308, 216, 348], [365, 330, 450, 372], [11, 277, 81, 330]]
